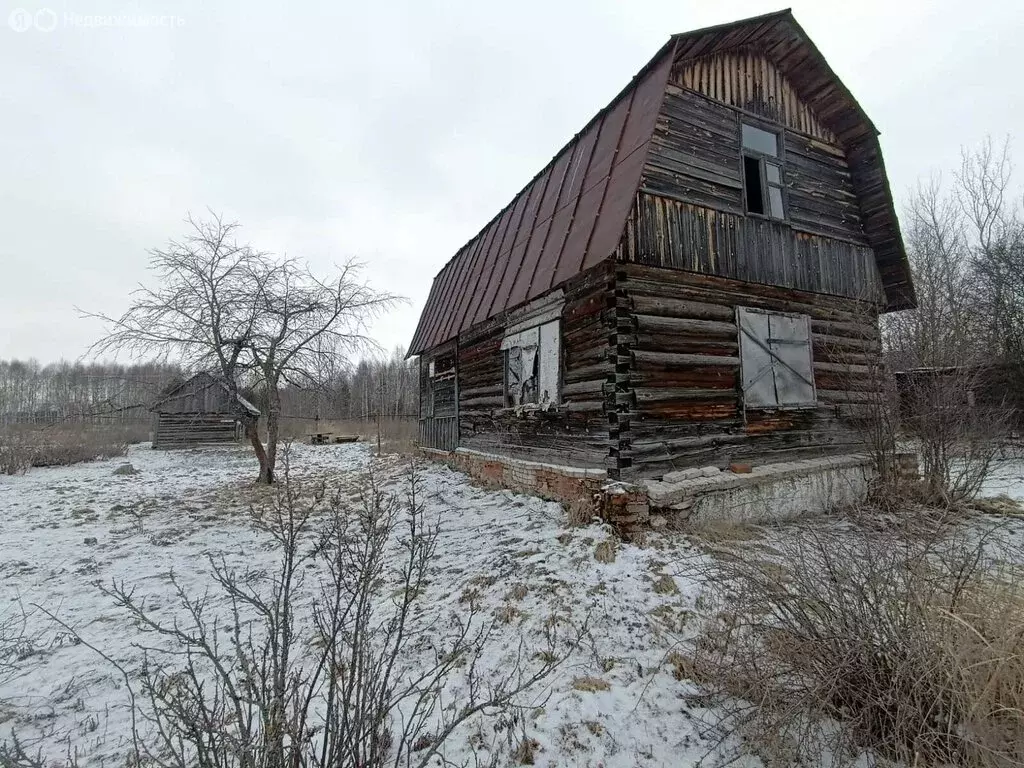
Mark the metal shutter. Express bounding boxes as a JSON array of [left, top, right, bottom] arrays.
[[737, 307, 816, 409]]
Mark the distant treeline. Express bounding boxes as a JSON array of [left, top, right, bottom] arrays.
[[0, 347, 419, 426], [0, 359, 182, 424]]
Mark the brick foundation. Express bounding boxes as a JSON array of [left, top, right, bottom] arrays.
[[419, 447, 895, 536], [420, 447, 652, 538]]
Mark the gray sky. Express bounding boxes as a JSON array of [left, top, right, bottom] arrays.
[[2, 0, 1021, 364]]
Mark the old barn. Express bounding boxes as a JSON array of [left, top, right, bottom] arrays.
[[150, 372, 260, 450], [408, 11, 915, 513]]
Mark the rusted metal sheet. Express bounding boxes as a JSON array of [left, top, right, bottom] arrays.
[[407, 42, 676, 356]]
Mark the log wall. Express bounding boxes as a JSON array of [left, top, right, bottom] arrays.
[[153, 414, 241, 450], [638, 84, 881, 300], [454, 262, 615, 469], [615, 263, 882, 479]]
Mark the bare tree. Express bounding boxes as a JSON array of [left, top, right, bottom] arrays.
[[244, 258, 399, 483], [87, 213, 399, 483], [961, 139, 1024, 372], [886, 136, 1024, 373], [885, 177, 979, 370]]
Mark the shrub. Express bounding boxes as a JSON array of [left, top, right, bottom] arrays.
[[0, 433, 33, 475], [687, 517, 1024, 767], [9, 462, 579, 767], [0, 427, 129, 474]]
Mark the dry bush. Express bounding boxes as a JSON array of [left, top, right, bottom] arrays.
[[0, 603, 29, 690], [0, 426, 129, 474], [12, 461, 579, 767], [686, 518, 1024, 767], [30, 428, 129, 467], [902, 368, 1012, 504], [0, 432, 33, 475], [831, 335, 1011, 508]]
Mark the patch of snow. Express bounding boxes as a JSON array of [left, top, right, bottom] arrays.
[[0, 442, 719, 766]]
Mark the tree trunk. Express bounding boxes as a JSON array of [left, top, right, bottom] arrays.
[[260, 387, 281, 485], [247, 420, 271, 484]]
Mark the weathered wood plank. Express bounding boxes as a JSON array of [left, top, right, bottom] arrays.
[[632, 351, 741, 368]]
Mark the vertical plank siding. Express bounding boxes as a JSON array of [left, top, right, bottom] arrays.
[[672, 50, 837, 144], [615, 264, 882, 478], [625, 194, 884, 303], [419, 416, 458, 452], [418, 347, 458, 450]]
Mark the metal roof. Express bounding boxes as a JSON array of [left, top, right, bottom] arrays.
[[408, 10, 914, 356], [407, 42, 676, 357]]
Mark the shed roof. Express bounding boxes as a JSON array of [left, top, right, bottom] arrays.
[[408, 10, 914, 356], [150, 371, 261, 417]]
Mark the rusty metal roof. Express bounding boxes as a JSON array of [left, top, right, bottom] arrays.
[[408, 10, 913, 356], [408, 42, 677, 356]]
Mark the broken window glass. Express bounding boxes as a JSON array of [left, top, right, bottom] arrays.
[[501, 321, 560, 410], [742, 124, 786, 221]]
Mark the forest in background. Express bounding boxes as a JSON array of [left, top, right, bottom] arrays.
[[0, 346, 418, 428]]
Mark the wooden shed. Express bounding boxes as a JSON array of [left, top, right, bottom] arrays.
[[150, 372, 260, 449], [409, 10, 915, 484]]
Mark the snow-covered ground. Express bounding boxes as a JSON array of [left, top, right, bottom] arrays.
[[0, 443, 718, 766], [3, 445, 1022, 767], [981, 457, 1024, 500]]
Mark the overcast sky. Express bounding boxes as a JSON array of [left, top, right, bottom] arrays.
[[2, 0, 1021, 364]]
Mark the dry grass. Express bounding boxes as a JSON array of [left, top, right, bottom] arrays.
[[972, 494, 1024, 517], [277, 417, 418, 456], [494, 604, 523, 625], [686, 515, 1024, 767], [652, 573, 679, 595], [666, 650, 696, 681], [511, 732, 539, 765], [593, 539, 617, 564], [0, 426, 131, 474], [685, 519, 763, 543], [505, 583, 529, 602], [564, 495, 596, 527], [570, 676, 611, 693]]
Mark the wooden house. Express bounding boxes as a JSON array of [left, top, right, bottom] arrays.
[[408, 10, 915, 484], [150, 372, 260, 449]]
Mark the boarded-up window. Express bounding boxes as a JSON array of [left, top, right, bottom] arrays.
[[430, 353, 456, 417], [737, 307, 815, 408], [501, 320, 560, 408]]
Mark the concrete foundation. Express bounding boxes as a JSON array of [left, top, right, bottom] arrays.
[[423, 446, 606, 501], [420, 447, 895, 534], [644, 454, 874, 524]]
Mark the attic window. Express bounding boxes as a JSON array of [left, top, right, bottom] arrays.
[[742, 123, 786, 220]]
